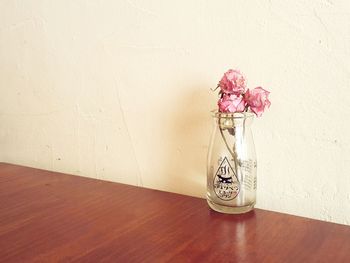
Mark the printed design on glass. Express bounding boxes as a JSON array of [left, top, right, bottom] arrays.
[[213, 157, 240, 201]]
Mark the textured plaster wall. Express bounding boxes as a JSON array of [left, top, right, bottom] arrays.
[[1, 0, 350, 225]]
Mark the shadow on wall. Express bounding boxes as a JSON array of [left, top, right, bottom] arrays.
[[162, 85, 214, 198]]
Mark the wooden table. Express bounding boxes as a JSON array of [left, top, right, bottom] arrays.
[[1, 163, 350, 262]]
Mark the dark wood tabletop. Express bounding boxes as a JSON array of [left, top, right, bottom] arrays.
[[1, 163, 350, 262]]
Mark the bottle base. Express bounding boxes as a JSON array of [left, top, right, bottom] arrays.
[[207, 200, 255, 214]]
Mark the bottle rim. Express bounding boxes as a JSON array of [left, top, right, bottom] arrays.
[[211, 110, 255, 119]]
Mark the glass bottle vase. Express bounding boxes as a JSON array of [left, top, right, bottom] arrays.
[[207, 111, 257, 214]]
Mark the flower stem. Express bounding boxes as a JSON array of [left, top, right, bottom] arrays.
[[219, 119, 239, 177]]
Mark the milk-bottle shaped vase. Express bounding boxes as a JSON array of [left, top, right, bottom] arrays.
[[207, 112, 257, 214]]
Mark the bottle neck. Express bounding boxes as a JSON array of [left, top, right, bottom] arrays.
[[213, 112, 254, 129]]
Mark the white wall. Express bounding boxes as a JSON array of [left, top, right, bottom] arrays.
[[1, 0, 350, 225]]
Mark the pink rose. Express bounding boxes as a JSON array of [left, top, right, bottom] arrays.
[[218, 93, 246, 113], [244, 87, 271, 117], [219, 69, 246, 94]]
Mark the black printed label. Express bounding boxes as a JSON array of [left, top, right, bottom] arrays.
[[213, 157, 240, 201]]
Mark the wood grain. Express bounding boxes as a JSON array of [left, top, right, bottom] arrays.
[[0, 163, 350, 262]]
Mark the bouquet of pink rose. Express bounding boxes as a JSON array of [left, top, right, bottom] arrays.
[[215, 69, 271, 116]]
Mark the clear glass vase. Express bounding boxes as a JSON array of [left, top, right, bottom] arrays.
[[207, 111, 257, 214]]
